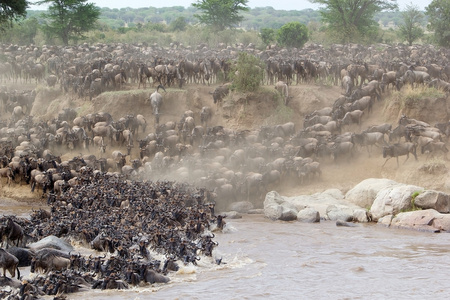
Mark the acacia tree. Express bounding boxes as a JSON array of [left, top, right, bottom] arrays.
[[192, 0, 249, 31], [309, 0, 398, 43], [398, 4, 424, 46], [36, 0, 100, 45], [260, 28, 276, 46], [277, 22, 309, 48], [0, 0, 28, 31], [425, 0, 450, 47]]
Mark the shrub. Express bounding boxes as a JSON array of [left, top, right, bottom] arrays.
[[229, 52, 265, 92], [276, 21, 308, 48]]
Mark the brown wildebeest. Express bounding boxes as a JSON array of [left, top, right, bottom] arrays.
[[0, 248, 20, 279]]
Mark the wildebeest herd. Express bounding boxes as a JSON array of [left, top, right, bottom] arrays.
[[1, 41, 450, 298]]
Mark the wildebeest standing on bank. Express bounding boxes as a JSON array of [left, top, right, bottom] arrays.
[[149, 85, 166, 125], [275, 81, 289, 105]]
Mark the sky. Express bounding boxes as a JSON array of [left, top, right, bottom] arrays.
[[29, 0, 430, 11]]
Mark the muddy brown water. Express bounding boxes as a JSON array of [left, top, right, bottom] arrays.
[[2, 203, 450, 300]]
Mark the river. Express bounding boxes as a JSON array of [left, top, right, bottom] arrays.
[[49, 213, 449, 300]]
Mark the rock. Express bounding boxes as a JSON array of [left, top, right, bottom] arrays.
[[353, 209, 370, 223], [279, 206, 298, 221], [336, 220, 358, 227], [28, 235, 73, 252], [264, 191, 298, 221], [289, 189, 347, 217], [228, 201, 254, 213], [377, 215, 394, 227], [414, 190, 450, 213], [390, 209, 442, 232], [264, 191, 286, 220], [369, 184, 424, 221], [222, 211, 242, 219], [326, 204, 354, 221], [345, 178, 398, 208], [431, 214, 450, 232], [248, 209, 264, 214], [297, 208, 320, 223]]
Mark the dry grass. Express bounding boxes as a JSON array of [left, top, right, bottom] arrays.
[[419, 158, 448, 175], [387, 85, 445, 110]]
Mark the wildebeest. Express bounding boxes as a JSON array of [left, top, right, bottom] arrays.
[[149, 84, 166, 125], [351, 80, 381, 101], [382, 142, 418, 167], [352, 131, 387, 155], [0, 167, 14, 187], [397, 70, 431, 90], [6, 246, 34, 267], [139, 264, 170, 284], [381, 71, 397, 92], [0, 248, 20, 279], [428, 79, 450, 92], [341, 110, 364, 128], [3, 218, 24, 247], [30, 248, 70, 273], [421, 141, 449, 160], [211, 83, 231, 107], [275, 81, 289, 105], [341, 75, 353, 96]]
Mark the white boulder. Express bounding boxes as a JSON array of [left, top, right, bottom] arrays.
[[345, 178, 398, 208], [297, 208, 320, 223], [369, 184, 424, 221]]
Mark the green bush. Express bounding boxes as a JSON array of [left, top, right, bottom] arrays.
[[276, 21, 308, 48], [230, 52, 265, 92]]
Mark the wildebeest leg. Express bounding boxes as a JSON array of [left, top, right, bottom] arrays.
[[403, 153, 409, 165], [382, 157, 391, 167]]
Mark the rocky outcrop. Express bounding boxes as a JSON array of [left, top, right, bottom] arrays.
[[266, 178, 450, 233], [264, 190, 368, 222], [378, 209, 450, 232], [414, 190, 450, 213], [369, 184, 424, 221], [345, 178, 398, 208]]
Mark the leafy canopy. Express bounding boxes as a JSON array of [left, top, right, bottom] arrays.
[[398, 4, 424, 46], [425, 0, 450, 47], [0, 0, 28, 31], [36, 0, 100, 45], [192, 0, 249, 31], [277, 22, 309, 48], [230, 52, 264, 92], [260, 28, 276, 46], [310, 0, 398, 43]]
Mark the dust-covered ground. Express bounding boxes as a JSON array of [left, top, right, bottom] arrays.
[[1, 80, 450, 205]]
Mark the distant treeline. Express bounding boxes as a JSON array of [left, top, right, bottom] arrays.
[[25, 6, 424, 30]]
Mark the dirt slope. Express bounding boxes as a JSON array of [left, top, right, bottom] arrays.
[[2, 81, 450, 202]]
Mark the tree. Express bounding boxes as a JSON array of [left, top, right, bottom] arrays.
[[310, 0, 398, 43], [170, 16, 187, 32], [0, 0, 28, 31], [36, 0, 100, 45], [192, 0, 249, 31], [425, 0, 450, 47], [260, 28, 276, 46], [276, 22, 309, 48], [398, 4, 424, 46], [230, 52, 264, 92]]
